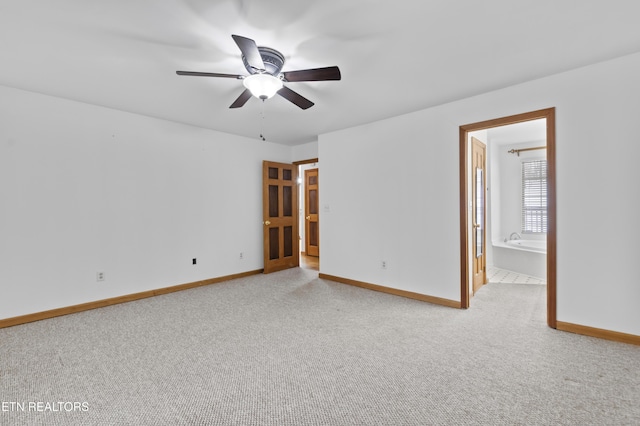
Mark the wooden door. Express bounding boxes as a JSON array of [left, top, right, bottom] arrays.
[[263, 161, 299, 274], [472, 137, 487, 294], [304, 168, 319, 257]]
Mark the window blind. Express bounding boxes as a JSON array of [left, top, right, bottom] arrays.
[[522, 159, 547, 233]]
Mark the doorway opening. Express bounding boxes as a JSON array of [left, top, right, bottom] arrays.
[[295, 159, 320, 271], [480, 120, 548, 289], [459, 108, 556, 328]]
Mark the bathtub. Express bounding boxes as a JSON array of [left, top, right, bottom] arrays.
[[505, 239, 546, 253], [492, 239, 547, 279]]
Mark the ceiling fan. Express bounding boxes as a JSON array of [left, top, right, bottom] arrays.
[[176, 35, 341, 110]]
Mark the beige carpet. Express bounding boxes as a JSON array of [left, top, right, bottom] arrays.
[[1, 268, 638, 425]]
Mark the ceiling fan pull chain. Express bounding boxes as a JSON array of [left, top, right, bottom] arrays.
[[259, 100, 266, 141]]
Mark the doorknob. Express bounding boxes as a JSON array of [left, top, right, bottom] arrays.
[[306, 216, 310, 220], [473, 223, 480, 229], [264, 220, 271, 226]]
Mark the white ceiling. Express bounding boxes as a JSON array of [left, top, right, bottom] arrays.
[[487, 119, 547, 146], [2, 0, 640, 146]]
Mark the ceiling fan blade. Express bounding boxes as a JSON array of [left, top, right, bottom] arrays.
[[277, 86, 314, 110], [231, 34, 265, 72], [229, 89, 253, 108], [282, 66, 341, 82], [176, 71, 243, 79]]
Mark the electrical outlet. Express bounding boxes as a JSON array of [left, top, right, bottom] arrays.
[[97, 272, 105, 282], [381, 261, 387, 270], [239, 252, 244, 260]]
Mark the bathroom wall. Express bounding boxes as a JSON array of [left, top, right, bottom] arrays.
[[491, 140, 547, 244]]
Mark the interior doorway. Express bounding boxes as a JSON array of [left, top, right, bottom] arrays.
[[304, 168, 319, 257], [295, 159, 320, 271], [480, 119, 548, 289], [459, 108, 556, 328]]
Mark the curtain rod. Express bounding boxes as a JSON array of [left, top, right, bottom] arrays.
[[508, 146, 546, 156]]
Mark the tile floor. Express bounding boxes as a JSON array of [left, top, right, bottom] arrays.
[[487, 266, 546, 285]]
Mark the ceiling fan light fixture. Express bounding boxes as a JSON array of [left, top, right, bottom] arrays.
[[177, 35, 340, 109], [243, 74, 283, 100]]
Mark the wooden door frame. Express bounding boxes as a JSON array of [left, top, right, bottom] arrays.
[[459, 108, 557, 328], [293, 158, 319, 258], [304, 168, 319, 257], [293, 158, 319, 166]]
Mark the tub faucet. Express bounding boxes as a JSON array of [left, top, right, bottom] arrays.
[[509, 232, 522, 240]]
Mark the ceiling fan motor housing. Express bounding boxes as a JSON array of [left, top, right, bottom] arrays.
[[242, 46, 285, 76], [177, 34, 339, 110]]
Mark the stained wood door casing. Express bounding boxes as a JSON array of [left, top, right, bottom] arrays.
[[263, 161, 299, 274], [304, 168, 319, 257], [459, 108, 555, 327], [471, 137, 487, 294]]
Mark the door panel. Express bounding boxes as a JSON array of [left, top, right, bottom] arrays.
[[472, 137, 487, 294], [304, 168, 319, 257], [263, 161, 299, 273]]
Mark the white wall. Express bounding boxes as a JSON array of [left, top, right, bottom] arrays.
[[0, 86, 290, 320], [291, 141, 318, 163], [320, 52, 640, 336], [488, 137, 502, 248], [3, 52, 640, 337], [492, 140, 547, 243], [320, 112, 461, 301]]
